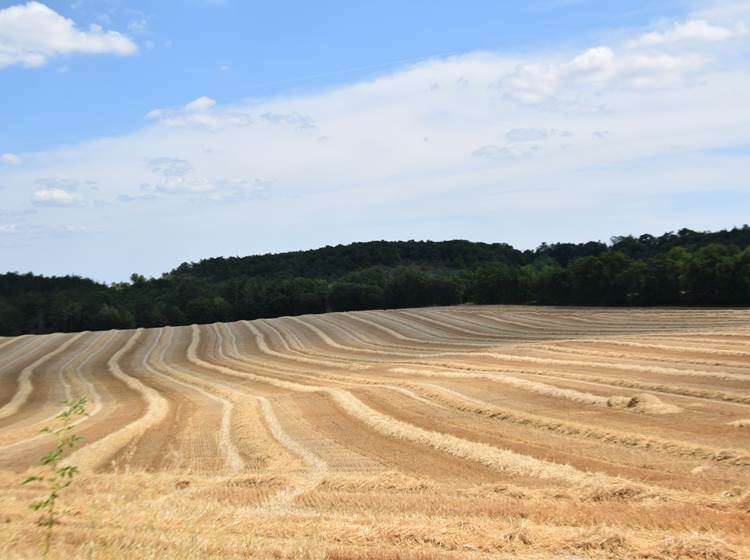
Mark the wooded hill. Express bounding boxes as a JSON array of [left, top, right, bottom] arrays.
[[2, 225, 749, 335]]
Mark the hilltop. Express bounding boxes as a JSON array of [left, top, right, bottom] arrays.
[[1, 225, 749, 336]]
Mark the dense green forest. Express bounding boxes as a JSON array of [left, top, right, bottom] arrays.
[[2, 226, 749, 336]]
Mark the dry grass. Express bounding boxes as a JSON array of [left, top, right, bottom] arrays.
[[1, 306, 749, 559]]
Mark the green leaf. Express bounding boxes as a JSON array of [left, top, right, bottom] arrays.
[[40, 450, 62, 465]]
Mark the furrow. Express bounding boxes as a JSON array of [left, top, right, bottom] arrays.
[[0, 332, 87, 421], [187, 322, 657, 492], [256, 395, 327, 510], [401, 380, 750, 467], [66, 329, 170, 472]]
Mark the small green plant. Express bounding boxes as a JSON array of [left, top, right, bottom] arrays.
[[22, 396, 88, 558]]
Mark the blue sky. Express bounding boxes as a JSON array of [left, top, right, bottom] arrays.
[[1, 0, 749, 281]]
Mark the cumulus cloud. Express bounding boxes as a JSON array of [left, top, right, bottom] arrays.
[[628, 19, 746, 48], [0, 1, 138, 69], [498, 46, 615, 105], [499, 42, 715, 106], [1, 153, 22, 165], [31, 188, 82, 206], [496, 15, 749, 108], [147, 96, 252, 130]]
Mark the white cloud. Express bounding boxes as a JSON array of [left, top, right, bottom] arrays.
[[261, 112, 316, 130], [628, 19, 746, 48], [57, 224, 89, 233], [117, 193, 156, 203], [147, 157, 193, 177], [506, 128, 549, 142], [499, 44, 711, 106], [0, 1, 138, 69], [497, 62, 559, 105], [184, 96, 216, 112], [147, 96, 252, 130], [497, 41, 710, 106], [31, 188, 82, 206], [497, 13, 750, 108], [1, 153, 22, 165], [569, 46, 616, 74], [472, 145, 530, 160], [201, 179, 270, 203], [0, 224, 18, 234], [35, 177, 79, 190], [150, 176, 215, 194], [140, 156, 268, 200], [619, 52, 708, 89]]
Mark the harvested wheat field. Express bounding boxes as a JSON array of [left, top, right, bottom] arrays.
[[1, 306, 749, 559]]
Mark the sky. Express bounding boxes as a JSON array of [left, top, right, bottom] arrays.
[[0, 0, 749, 282]]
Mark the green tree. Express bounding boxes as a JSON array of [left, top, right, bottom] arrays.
[[0, 298, 23, 336], [93, 303, 135, 330], [683, 244, 737, 304], [329, 282, 385, 311], [471, 263, 522, 304], [185, 296, 232, 324], [266, 278, 329, 316], [384, 269, 433, 308], [733, 247, 750, 304]]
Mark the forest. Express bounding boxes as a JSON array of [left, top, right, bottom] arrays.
[[1, 225, 749, 336]]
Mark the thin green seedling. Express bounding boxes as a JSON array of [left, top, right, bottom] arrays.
[[22, 396, 88, 558]]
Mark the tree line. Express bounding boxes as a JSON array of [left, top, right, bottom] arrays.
[[1, 226, 749, 336]]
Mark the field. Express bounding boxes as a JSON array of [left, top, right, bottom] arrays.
[[1, 306, 749, 559]]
